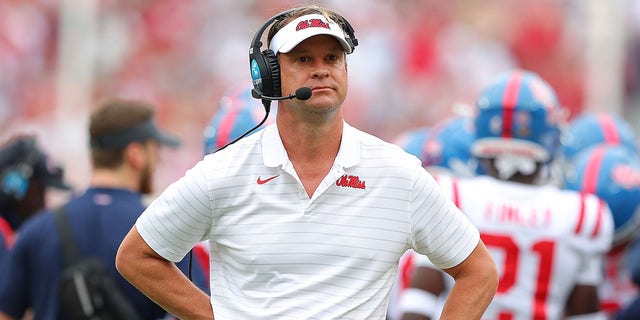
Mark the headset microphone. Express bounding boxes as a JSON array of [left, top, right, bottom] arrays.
[[251, 87, 312, 101], [294, 87, 313, 100]]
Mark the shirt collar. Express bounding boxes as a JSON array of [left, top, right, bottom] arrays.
[[262, 124, 287, 168], [261, 122, 360, 168]]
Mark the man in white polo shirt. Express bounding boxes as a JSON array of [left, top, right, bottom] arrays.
[[116, 4, 498, 319]]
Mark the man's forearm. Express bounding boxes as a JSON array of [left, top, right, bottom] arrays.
[[116, 227, 213, 320], [127, 257, 213, 320], [439, 273, 496, 319], [439, 241, 498, 319]]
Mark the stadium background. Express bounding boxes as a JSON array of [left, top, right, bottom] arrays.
[[1, 0, 639, 204]]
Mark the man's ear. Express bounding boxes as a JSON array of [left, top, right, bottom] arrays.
[[123, 142, 146, 170]]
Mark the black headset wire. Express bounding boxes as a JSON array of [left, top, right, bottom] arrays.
[[188, 108, 270, 281], [187, 10, 294, 281]]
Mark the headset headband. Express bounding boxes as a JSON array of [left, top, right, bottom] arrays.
[[250, 8, 358, 57]]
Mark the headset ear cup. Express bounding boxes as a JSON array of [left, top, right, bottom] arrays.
[[1, 168, 29, 201], [262, 49, 281, 97], [0, 137, 39, 202]]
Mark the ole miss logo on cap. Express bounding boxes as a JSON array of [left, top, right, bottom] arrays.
[[296, 18, 330, 32]]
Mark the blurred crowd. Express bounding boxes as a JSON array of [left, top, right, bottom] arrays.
[[2, 1, 640, 319], [1, 0, 640, 197]]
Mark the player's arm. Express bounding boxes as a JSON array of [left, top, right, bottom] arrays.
[[116, 225, 213, 320], [439, 240, 498, 320], [565, 284, 601, 316], [563, 253, 607, 319], [400, 265, 446, 320]]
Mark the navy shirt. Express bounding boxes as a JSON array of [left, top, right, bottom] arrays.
[[618, 297, 640, 320], [0, 233, 8, 265], [617, 237, 640, 320], [0, 188, 208, 319]]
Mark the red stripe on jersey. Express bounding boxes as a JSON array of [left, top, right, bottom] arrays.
[[591, 199, 605, 238], [597, 114, 620, 144], [400, 252, 415, 290], [600, 301, 621, 314], [193, 243, 210, 285], [451, 177, 461, 208], [501, 72, 523, 138], [582, 145, 606, 194], [498, 313, 514, 320], [215, 108, 241, 149], [575, 193, 586, 234], [0, 217, 15, 248]]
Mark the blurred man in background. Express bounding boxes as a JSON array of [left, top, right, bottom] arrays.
[[0, 135, 71, 263], [0, 98, 207, 320]]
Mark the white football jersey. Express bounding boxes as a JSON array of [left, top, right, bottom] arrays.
[[436, 175, 614, 320]]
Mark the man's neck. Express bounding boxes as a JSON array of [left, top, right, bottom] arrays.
[[90, 168, 140, 192], [279, 119, 343, 161]]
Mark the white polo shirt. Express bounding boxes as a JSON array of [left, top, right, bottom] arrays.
[[136, 122, 479, 320]]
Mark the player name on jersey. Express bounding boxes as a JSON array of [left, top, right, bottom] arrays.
[[484, 202, 552, 229]]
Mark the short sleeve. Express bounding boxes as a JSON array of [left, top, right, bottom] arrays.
[[409, 168, 480, 269], [137, 159, 214, 262]]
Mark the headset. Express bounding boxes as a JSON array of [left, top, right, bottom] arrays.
[[0, 137, 42, 202], [248, 7, 358, 111]]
